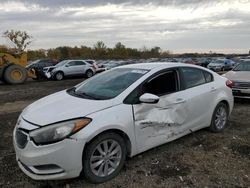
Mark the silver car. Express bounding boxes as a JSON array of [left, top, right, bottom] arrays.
[[223, 60, 250, 99], [44, 60, 96, 80], [207, 59, 235, 72]]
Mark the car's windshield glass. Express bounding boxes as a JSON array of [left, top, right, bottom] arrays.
[[55, 60, 68, 67], [27, 59, 40, 68], [71, 68, 148, 100], [233, 62, 250, 71]]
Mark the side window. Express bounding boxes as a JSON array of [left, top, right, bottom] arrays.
[[181, 67, 206, 89], [203, 71, 213, 83], [86, 60, 94, 64], [67, 61, 76, 66], [143, 70, 178, 96], [75, 61, 86, 66]]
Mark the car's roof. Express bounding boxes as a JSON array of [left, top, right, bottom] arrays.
[[118, 62, 194, 70]]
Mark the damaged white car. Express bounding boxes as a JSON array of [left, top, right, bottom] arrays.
[[13, 63, 234, 183]]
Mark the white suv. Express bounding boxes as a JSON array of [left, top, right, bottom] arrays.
[[44, 60, 96, 80]]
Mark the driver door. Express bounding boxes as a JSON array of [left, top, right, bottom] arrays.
[[131, 69, 189, 153]]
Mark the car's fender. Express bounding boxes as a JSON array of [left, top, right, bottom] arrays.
[[71, 103, 137, 157]]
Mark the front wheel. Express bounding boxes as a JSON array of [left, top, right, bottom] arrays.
[[4, 64, 27, 84], [209, 102, 229, 132], [82, 132, 127, 183], [54, 72, 64, 81]]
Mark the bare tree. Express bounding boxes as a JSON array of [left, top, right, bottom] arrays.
[[3, 30, 32, 53], [94, 41, 107, 50]]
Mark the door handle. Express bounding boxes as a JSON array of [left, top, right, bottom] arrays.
[[174, 98, 186, 104]]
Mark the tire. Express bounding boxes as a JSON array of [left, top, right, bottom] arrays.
[[86, 70, 94, 78], [209, 102, 229, 132], [54, 72, 64, 81], [3, 64, 27, 84], [82, 132, 127, 183], [0, 76, 7, 84]]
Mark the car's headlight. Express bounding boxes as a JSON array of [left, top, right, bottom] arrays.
[[29, 118, 91, 145]]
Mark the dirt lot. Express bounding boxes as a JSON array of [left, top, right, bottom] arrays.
[[0, 79, 249, 188]]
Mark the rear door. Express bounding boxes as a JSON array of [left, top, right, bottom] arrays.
[[65, 61, 86, 75], [178, 67, 216, 130], [74, 61, 87, 74]]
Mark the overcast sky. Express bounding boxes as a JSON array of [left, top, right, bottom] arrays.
[[0, 0, 250, 53]]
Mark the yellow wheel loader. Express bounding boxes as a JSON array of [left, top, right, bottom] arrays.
[[0, 52, 36, 84]]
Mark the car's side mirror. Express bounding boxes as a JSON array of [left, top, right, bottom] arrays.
[[139, 93, 159, 104], [65, 64, 69, 67]]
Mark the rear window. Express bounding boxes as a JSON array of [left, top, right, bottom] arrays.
[[86, 60, 94, 64], [181, 67, 206, 89], [203, 71, 213, 82], [233, 62, 250, 71], [75, 61, 86, 66]]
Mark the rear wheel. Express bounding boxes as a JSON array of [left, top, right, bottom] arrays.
[[82, 132, 127, 183], [86, 70, 94, 78], [209, 102, 229, 132], [54, 72, 64, 81], [3, 64, 27, 84]]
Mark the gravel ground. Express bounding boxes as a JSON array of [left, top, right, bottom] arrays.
[[0, 79, 249, 188]]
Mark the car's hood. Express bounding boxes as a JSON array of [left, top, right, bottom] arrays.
[[224, 71, 250, 82], [22, 90, 114, 126]]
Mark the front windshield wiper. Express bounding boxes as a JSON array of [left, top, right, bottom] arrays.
[[66, 87, 76, 93], [74, 91, 99, 100], [67, 87, 102, 100]]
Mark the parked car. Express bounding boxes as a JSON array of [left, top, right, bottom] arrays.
[[84, 60, 98, 70], [14, 63, 233, 183], [195, 57, 212, 67], [102, 61, 120, 69], [207, 59, 235, 72], [84, 59, 107, 73], [44, 60, 96, 80], [222, 60, 250, 99], [182, 58, 197, 65], [26, 59, 57, 79]]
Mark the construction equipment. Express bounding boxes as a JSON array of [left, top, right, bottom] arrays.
[[0, 52, 36, 84]]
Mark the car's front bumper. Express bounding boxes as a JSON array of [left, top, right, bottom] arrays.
[[13, 128, 86, 180]]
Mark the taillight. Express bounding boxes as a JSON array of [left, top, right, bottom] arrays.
[[91, 65, 97, 70], [226, 80, 233, 88]]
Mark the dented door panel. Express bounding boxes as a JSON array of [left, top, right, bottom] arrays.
[[133, 91, 189, 152]]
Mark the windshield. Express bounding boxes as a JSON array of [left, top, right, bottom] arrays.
[[26, 59, 40, 68], [70, 68, 148, 100], [55, 60, 69, 67], [233, 62, 250, 71]]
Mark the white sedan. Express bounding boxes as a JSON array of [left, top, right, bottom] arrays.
[[13, 63, 234, 183]]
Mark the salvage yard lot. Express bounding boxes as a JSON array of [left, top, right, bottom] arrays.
[[0, 79, 249, 188]]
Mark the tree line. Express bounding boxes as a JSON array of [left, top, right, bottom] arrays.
[[1, 30, 240, 61], [28, 41, 167, 61], [0, 30, 167, 60]]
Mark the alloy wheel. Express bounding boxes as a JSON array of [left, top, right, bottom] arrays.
[[214, 106, 227, 130], [90, 139, 122, 177]]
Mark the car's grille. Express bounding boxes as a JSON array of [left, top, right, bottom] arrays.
[[233, 81, 250, 89], [15, 129, 28, 149]]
